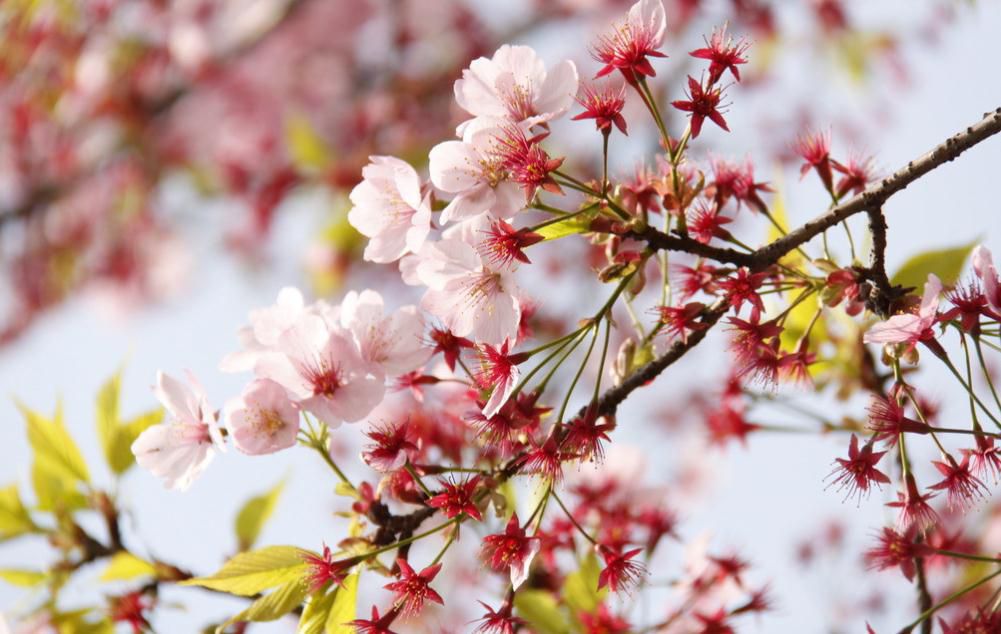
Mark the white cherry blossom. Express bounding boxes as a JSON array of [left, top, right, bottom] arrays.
[[348, 156, 432, 263]]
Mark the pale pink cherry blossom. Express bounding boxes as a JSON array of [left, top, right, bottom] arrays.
[[348, 156, 432, 263], [224, 379, 300, 455], [220, 286, 308, 373], [131, 371, 225, 492], [339, 289, 431, 376], [973, 245, 1001, 314], [416, 235, 523, 346], [255, 314, 385, 426], [429, 124, 526, 225], [453, 44, 579, 134], [863, 274, 942, 348]]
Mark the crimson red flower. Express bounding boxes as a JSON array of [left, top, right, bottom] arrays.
[[671, 76, 729, 139], [579, 603, 632, 633], [674, 261, 719, 300], [826, 434, 891, 502], [795, 129, 834, 194], [688, 202, 734, 244], [832, 151, 876, 198], [301, 544, 351, 593], [929, 455, 987, 511], [864, 526, 931, 581], [709, 157, 771, 212], [362, 421, 420, 472], [732, 585, 774, 615], [564, 406, 615, 462], [492, 126, 564, 200], [961, 434, 1001, 481], [690, 25, 750, 85], [705, 398, 759, 447], [717, 268, 767, 321], [822, 268, 865, 315], [383, 558, 444, 616], [480, 513, 541, 588], [887, 474, 939, 531], [591, 0, 667, 84], [693, 608, 735, 634], [865, 395, 929, 444], [350, 605, 401, 634], [708, 553, 751, 588], [478, 220, 544, 268], [108, 591, 152, 634], [427, 476, 483, 520], [943, 281, 989, 333], [573, 81, 628, 135], [521, 437, 569, 483], [427, 326, 474, 373], [596, 545, 646, 593], [658, 302, 709, 344], [474, 599, 524, 634]]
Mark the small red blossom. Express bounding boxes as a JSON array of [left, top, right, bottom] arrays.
[[427, 476, 483, 520], [961, 434, 1001, 482], [383, 558, 444, 616], [591, 2, 667, 84], [492, 126, 564, 200], [832, 151, 876, 198], [822, 268, 865, 315], [301, 544, 350, 593], [108, 591, 152, 634], [671, 76, 729, 139], [795, 129, 834, 194], [573, 81, 628, 135], [362, 421, 420, 472], [428, 326, 474, 372], [887, 474, 939, 531], [474, 599, 524, 634], [579, 603, 632, 633], [943, 281, 989, 333], [522, 437, 569, 483], [658, 302, 709, 343], [708, 553, 751, 588], [826, 434, 891, 502], [479, 220, 544, 268], [688, 202, 734, 244], [693, 608, 735, 634], [690, 25, 750, 84], [564, 406, 615, 462], [596, 545, 647, 593], [350, 605, 401, 634], [939, 608, 1001, 633], [866, 395, 930, 445], [717, 268, 767, 321], [480, 513, 542, 588], [709, 157, 772, 212], [732, 585, 774, 615], [929, 455, 987, 511], [864, 527, 931, 581], [705, 398, 760, 447], [674, 261, 719, 299]]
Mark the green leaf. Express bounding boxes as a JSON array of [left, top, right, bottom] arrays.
[[562, 552, 606, 616], [536, 208, 599, 241], [286, 113, 332, 172], [95, 370, 122, 470], [31, 461, 86, 513], [180, 546, 308, 596], [218, 578, 308, 630], [0, 484, 36, 540], [19, 401, 90, 484], [100, 552, 157, 582], [514, 590, 569, 634], [109, 408, 163, 474], [235, 479, 285, 551], [0, 568, 47, 587], [326, 573, 359, 633], [891, 240, 977, 291]]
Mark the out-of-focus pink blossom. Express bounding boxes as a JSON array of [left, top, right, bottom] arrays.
[[348, 156, 432, 263]]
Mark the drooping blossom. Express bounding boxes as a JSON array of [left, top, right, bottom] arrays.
[[592, 0, 668, 83], [826, 434, 890, 502], [339, 290, 430, 377], [572, 81, 628, 135], [690, 24, 750, 84], [863, 527, 931, 581], [865, 394, 929, 444], [596, 545, 647, 593], [255, 314, 385, 426], [887, 474, 939, 531], [132, 371, 225, 491], [428, 126, 526, 225], [475, 341, 526, 418], [863, 274, 942, 350], [427, 476, 483, 520], [929, 455, 987, 511], [453, 44, 579, 132], [223, 378, 300, 455], [383, 559, 444, 616], [480, 514, 541, 589], [417, 238, 523, 346], [670, 76, 729, 139], [348, 156, 432, 263], [961, 434, 1001, 482]]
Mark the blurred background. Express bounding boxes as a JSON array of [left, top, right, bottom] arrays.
[[2, 0, 1001, 631]]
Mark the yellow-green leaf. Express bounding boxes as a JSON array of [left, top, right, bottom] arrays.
[[298, 589, 337, 634], [31, 461, 86, 513], [100, 552, 157, 582], [235, 479, 285, 551], [326, 573, 359, 633], [20, 401, 90, 484], [536, 208, 599, 241], [891, 240, 977, 292], [286, 113, 331, 172], [562, 552, 606, 616], [0, 485, 36, 540], [109, 408, 163, 475], [218, 578, 308, 630], [180, 546, 307, 596], [0, 568, 47, 587], [95, 370, 122, 470], [514, 590, 569, 634]]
